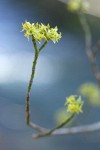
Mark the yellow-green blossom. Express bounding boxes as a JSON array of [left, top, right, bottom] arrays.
[[67, 0, 90, 12], [65, 95, 83, 113], [79, 83, 100, 106], [21, 21, 61, 43]]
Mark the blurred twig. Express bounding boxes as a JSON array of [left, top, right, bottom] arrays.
[[78, 12, 100, 85], [32, 121, 100, 138], [92, 40, 100, 56]]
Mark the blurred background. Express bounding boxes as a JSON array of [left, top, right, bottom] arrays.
[[0, 0, 100, 150]]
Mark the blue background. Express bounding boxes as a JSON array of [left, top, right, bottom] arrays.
[[0, 0, 100, 149]]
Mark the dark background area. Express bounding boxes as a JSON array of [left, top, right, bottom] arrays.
[[0, 0, 100, 150]]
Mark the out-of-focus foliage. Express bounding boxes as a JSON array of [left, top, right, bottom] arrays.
[[54, 108, 71, 125], [67, 0, 89, 12], [79, 83, 100, 106], [59, 0, 100, 18]]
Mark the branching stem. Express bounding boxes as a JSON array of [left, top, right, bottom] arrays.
[[26, 37, 39, 125], [32, 113, 76, 138], [26, 37, 47, 130]]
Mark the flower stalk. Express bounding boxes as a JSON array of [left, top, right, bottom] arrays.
[[26, 38, 39, 125], [21, 21, 61, 128], [32, 113, 76, 138]]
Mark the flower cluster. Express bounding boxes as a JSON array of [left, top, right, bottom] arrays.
[[67, 0, 89, 12], [22, 21, 61, 43], [65, 95, 83, 114]]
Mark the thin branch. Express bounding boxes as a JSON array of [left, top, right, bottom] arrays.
[[26, 36, 48, 131], [32, 113, 76, 138], [52, 121, 100, 135], [39, 41, 48, 52], [28, 122, 47, 132], [32, 121, 100, 138], [92, 40, 100, 56], [78, 12, 100, 84], [48, 113, 76, 133], [26, 37, 39, 125]]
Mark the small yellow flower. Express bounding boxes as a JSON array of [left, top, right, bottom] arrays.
[[65, 95, 83, 113], [21, 21, 62, 43], [22, 21, 32, 31]]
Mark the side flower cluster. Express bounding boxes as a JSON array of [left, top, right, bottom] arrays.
[[65, 95, 83, 114], [21, 21, 61, 43]]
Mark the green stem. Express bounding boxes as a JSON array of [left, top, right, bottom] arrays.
[[26, 37, 48, 125], [46, 113, 75, 134], [32, 113, 76, 138], [39, 41, 48, 52], [26, 37, 39, 125]]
